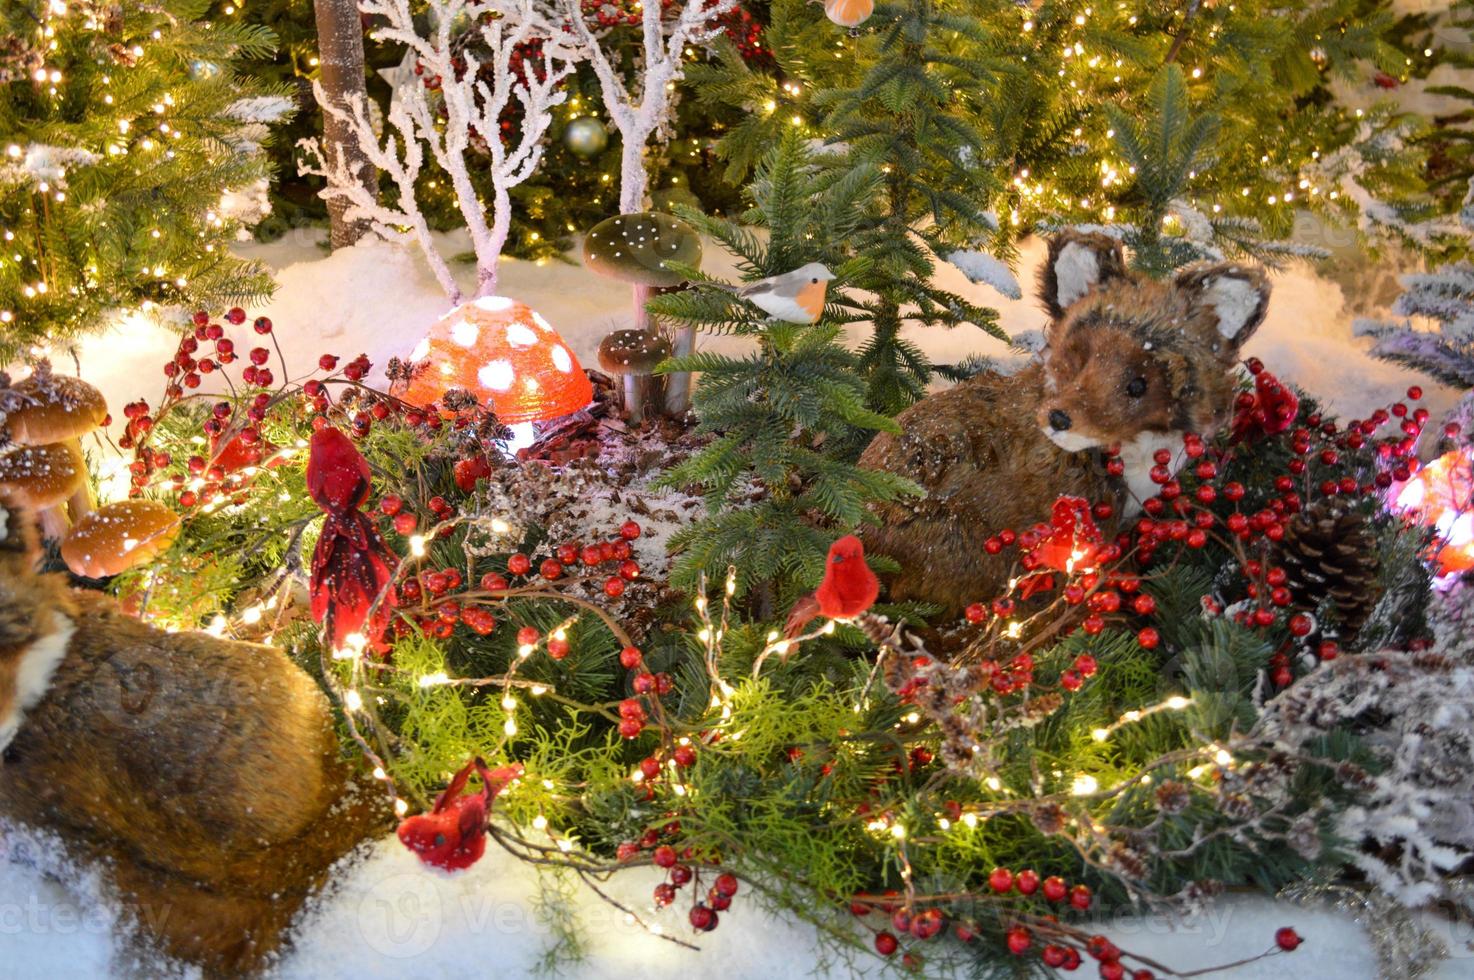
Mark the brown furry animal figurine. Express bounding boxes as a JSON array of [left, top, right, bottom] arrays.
[[0, 501, 388, 975], [859, 231, 1270, 612]]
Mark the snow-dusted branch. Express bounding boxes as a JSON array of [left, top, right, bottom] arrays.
[[555, 0, 736, 213], [299, 0, 578, 303]]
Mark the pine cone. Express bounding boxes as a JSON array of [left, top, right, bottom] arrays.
[[1031, 802, 1068, 836], [1278, 501, 1381, 641], [1155, 779, 1190, 815]]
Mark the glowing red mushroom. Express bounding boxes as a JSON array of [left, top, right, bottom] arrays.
[[398, 297, 593, 432]]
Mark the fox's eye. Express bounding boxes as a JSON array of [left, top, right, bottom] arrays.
[[1125, 376, 1148, 398]]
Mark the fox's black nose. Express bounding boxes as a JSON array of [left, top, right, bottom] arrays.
[[1048, 409, 1072, 431]]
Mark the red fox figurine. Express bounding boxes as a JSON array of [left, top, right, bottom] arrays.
[[0, 501, 387, 975], [859, 231, 1270, 612]]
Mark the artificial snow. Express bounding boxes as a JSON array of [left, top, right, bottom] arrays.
[[4, 230, 1470, 978]]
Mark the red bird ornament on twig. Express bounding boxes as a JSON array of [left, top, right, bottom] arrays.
[[307, 426, 399, 654], [397, 758, 524, 871], [784, 534, 881, 639]]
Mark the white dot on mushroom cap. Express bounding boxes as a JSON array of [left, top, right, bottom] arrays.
[[451, 319, 479, 347], [551, 346, 573, 373], [506, 323, 538, 348], [478, 360, 515, 392], [409, 337, 431, 361], [474, 296, 515, 313], [122, 537, 138, 550], [531, 312, 553, 332], [524, 377, 541, 393]]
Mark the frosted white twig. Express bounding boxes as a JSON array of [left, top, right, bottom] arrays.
[[299, 0, 578, 303], [552, 0, 736, 213]]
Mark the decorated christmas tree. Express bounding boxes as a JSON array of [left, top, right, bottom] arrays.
[[0, 0, 290, 361]]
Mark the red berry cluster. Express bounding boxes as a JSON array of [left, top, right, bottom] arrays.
[[378, 511, 646, 647], [614, 824, 741, 932], [117, 307, 378, 508], [497, 518, 643, 599]]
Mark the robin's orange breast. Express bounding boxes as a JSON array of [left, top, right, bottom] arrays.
[[795, 281, 827, 319]]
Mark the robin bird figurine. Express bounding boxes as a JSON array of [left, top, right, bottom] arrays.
[[719, 262, 835, 324], [784, 534, 881, 638]]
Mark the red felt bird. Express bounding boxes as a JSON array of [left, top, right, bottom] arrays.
[[396, 758, 523, 871], [784, 534, 881, 639], [307, 426, 399, 654]]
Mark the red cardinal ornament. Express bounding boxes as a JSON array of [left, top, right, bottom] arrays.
[[1231, 368, 1299, 443], [307, 426, 399, 653], [397, 758, 523, 871], [784, 535, 880, 638]]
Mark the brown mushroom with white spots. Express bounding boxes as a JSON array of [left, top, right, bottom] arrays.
[[1, 363, 108, 538], [582, 212, 703, 414], [0, 441, 88, 539], [60, 498, 182, 579], [598, 329, 672, 425]]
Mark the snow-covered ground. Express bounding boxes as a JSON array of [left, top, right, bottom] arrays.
[[4, 232, 1471, 978]]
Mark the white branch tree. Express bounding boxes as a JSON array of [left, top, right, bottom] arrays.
[[299, 0, 577, 304], [555, 0, 736, 215]]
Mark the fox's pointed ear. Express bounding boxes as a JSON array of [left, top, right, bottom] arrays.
[[1040, 232, 1127, 319], [1175, 263, 1271, 351]]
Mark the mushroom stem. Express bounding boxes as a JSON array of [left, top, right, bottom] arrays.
[[37, 506, 71, 542], [664, 322, 697, 416], [63, 437, 95, 523], [623, 373, 648, 425]]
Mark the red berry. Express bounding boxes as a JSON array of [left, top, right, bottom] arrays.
[[911, 908, 943, 940], [1006, 926, 1031, 955], [540, 558, 564, 580], [1016, 869, 1040, 895], [480, 572, 509, 592], [1132, 594, 1156, 616], [620, 520, 641, 540], [653, 882, 676, 907], [620, 646, 643, 669], [618, 559, 640, 581], [618, 718, 642, 739], [652, 845, 677, 868], [673, 744, 697, 767], [1042, 876, 1068, 902], [1288, 613, 1313, 637], [225, 307, 246, 324], [875, 932, 899, 956], [507, 553, 532, 575], [1275, 927, 1302, 951], [1137, 627, 1160, 649], [965, 603, 986, 624], [689, 904, 717, 931], [1070, 884, 1093, 910], [393, 513, 418, 535], [547, 636, 571, 659], [604, 576, 626, 597], [988, 867, 1014, 894], [516, 626, 539, 646], [714, 872, 739, 898]]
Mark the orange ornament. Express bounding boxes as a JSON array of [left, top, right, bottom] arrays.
[[824, 0, 873, 28], [397, 297, 593, 425], [1393, 447, 1474, 577]]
